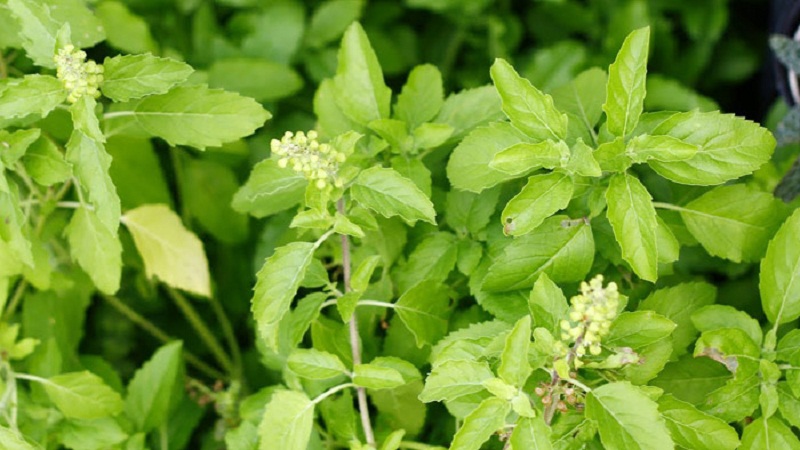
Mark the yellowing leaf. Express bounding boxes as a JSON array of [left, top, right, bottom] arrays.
[[122, 204, 210, 297]]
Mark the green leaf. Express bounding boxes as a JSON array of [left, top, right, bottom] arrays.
[[501, 172, 574, 236], [305, 0, 365, 48], [585, 381, 672, 450], [333, 22, 391, 125], [122, 204, 210, 297], [351, 255, 381, 292], [287, 349, 348, 380], [419, 360, 494, 402], [0, 75, 66, 119], [395, 280, 450, 347], [351, 166, 436, 225], [21, 136, 72, 186], [43, 371, 124, 419], [702, 375, 760, 422], [208, 58, 303, 102], [0, 188, 33, 268], [626, 134, 698, 163], [740, 416, 800, 449], [66, 208, 122, 295], [483, 215, 594, 291], [450, 397, 510, 450], [94, 1, 157, 54], [445, 187, 500, 237], [510, 416, 552, 450], [258, 390, 314, 450], [354, 364, 406, 390], [0, 128, 40, 166], [125, 342, 183, 433], [691, 305, 763, 348], [0, 425, 39, 450], [106, 136, 171, 209], [6, 0, 58, 68], [488, 140, 567, 176], [678, 184, 787, 263], [778, 382, 800, 428], [122, 85, 270, 150], [394, 232, 457, 294], [638, 282, 716, 357], [657, 395, 740, 450], [182, 158, 248, 244], [59, 417, 128, 450], [694, 328, 760, 378], [447, 121, 529, 192], [380, 430, 406, 450], [606, 311, 675, 349], [252, 242, 316, 351], [651, 356, 730, 406], [436, 85, 504, 142], [604, 27, 650, 137], [232, 159, 306, 218], [490, 58, 567, 141], [498, 316, 532, 387], [605, 172, 658, 281], [761, 208, 800, 324], [551, 67, 607, 138], [647, 111, 775, 185], [396, 64, 444, 128], [101, 54, 193, 102], [565, 139, 602, 177], [528, 273, 568, 335]]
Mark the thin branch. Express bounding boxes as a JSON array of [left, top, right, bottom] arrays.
[[100, 294, 226, 380], [337, 198, 375, 447]]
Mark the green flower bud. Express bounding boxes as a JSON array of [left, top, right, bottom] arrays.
[[54, 45, 104, 103], [270, 130, 347, 190]]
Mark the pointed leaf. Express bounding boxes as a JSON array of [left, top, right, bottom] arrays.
[[252, 242, 316, 350], [761, 209, 800, 324], [498, 316, 532, 387], [585, 381, 672, 450], [605, 172, 658, 281], [258, 390, 314, 450], [122, 204, 210, 296], [647, 111, 775, 185], [351, 166, 436, 225], [447, 122, 529, 192], [101, 54, 193, 102], [740, 416, 800, 449], [126, 341, 184, 432], [0, 75, 66, 119], [44, 371, 124, 419], [658, 395, 740, 450], [490, 58, 567, 141], [510, 416, 552, 450], [419, 360, 494, 403], [0, 425, 40, 450], [395, 280, 450, 347], [679, 184, 787, 263], [6, 0, 58, 68], [396, 64, 444, 128], [123, 85, 270, 150], [333, 22, 391, 125], [353, 364, 406, 390], [287, 349, 348, 380], [232, 159, 306, 218], [483, 215, 594, 291], [65, 130, 120, 233], [489, 140, 567, 176], [528, 273, 568, 335], [66, 207, 122, 294], [450, 397, 510, 450], [604, 27, 650, 137], [501, 172, 574, 236]]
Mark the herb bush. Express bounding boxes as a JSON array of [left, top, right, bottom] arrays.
[[0, 1, 797, 449]]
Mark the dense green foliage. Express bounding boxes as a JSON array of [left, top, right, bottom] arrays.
[[0, 1, 797, 449]]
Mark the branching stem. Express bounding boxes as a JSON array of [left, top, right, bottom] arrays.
[[337, 198, 375, 447]]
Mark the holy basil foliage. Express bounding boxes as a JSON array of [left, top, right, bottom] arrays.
[[0, 1, 798, 450]]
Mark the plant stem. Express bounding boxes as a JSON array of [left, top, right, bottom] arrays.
[[100, 294, 226, 380], [208, 294, 242, 380], [2, 279, 28, 321], [312, 382, 356, 405], [165, 286, 233, 376], [337, 198, 375, 447]]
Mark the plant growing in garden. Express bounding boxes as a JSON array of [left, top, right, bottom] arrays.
[[1, 1, 799, 449]]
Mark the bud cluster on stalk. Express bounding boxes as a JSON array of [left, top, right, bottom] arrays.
[[271, 130, 346, 189], [54, 45, 104, 103], [557, 275, 619, 367]]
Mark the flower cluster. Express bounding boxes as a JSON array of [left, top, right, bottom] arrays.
[[559, 275, 619, 364], [54, 45, 104, 103], [271, 131, 346, 189]]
